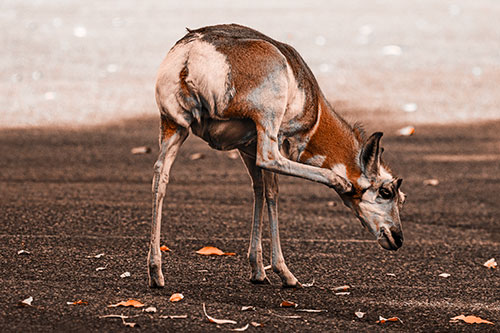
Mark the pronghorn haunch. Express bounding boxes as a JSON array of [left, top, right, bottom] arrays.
[[148, 24, 405, 288]]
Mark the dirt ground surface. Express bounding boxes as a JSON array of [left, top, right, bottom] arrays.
[[0, 115, 498, 332]]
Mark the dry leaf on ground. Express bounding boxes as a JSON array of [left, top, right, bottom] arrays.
[[333, 285, 350, 292], [450, 314, 494, 325], [302, 279, 315, 287], [376, 316, 403, 324], [99, 314, 137, 327], [169, 293, 184, 302], [96, 266, 106, 271], [241, 306, 256, 311], [280, 300, 298, 308], [108, 300, 145, 308], [439, 273, 450, 278], [423, 179, 439, 186], [160, 245, 170, 252], [335, 292, 350, 296], [19, 296, 33, 307], [67, 300, 87, 305], [202, 303, 237, 324], [189, 153, 204, 160], [483, 258, 497, 269], [159, 314, 188, 319], [355, 311, 366, 319], [131, 146, 151, 155], [251, 322, 263, 327], [196, 246, 235, 256], [397, 126, 415, 136], [120, 272, 131, 278], [87, 253, 104, 258], [144, 306, 157, 313], [17, 249, 31, 255], [296, 309, 327, 313], [229, 324, 250, 331]]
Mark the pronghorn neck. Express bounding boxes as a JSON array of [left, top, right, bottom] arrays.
[[299, 98, 363, 183]]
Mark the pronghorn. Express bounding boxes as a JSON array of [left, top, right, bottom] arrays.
[[148, 24, 405, 288]]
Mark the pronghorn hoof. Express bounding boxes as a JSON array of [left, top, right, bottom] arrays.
[[281, 278, 302, 288], [250, 276, 270, 285], [148, 271, 165, 288]]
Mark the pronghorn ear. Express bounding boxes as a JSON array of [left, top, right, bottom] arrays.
[[361, 132, 383, 177], [395, 178, 403, 189]]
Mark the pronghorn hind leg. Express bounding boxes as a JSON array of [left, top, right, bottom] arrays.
[[263, 170, 301, 288], [148, 115, 189, 288], [239, 151, 268, 284]]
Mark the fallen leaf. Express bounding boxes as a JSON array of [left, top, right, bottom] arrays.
[[131, 146, 151, 155], [386, 273, 396, 277], [99, 314, 137, 327], [19, 296, 33, 307], [439, 273, 450, 278], [251, 322, 263, 327], [280, 300, 298, 308], [160, 245, 170, 252], [483, 258, 497, 269], [108, 300, 145, 308], [87, 253, 104, 258], [397, 126, 415, 137], [196, 246, 235, 256], [450, 314, 494, 325], [355, 311, 366, 319], [120, 272, 131, 278], [241, 306, 256, 311], [335, 292, 350, 296], [423, 179, 439, 186], [296, 309, 327, 313], [169, 293, 184, 302], [144, 306, 157, 313], [377, 316, 403, 324], [67, 300, 87, 305], [333, 285, 350, 292], [159, 314, 188, 319], [202, 303, 237, 324], [96, 266, 106, 271], [17, 249, 31, 255], [189, 153, 204, 160], [229, 324, 250, 331], [302, 279, 315, 287]]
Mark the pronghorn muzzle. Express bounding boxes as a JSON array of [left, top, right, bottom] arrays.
[[377, 225, 403, 251]]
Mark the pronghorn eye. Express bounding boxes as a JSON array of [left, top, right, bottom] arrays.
[[379, 188, 392, 200]]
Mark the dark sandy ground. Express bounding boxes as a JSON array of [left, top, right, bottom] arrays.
[[0, 116, 498, 332]]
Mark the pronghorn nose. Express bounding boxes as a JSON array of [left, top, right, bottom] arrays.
[[390, 227, 403, 249]]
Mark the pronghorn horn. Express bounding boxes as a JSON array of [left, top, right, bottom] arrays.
[[361, 132, 383, 177]]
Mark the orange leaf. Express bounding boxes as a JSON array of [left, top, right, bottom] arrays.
[[196, 246, 235, 256], [160, 245, 171, 252], [483, 258, 497, 269], [169, 293, 184, 302], [450, 315, 494, 325], [67, 300, 87, 305], [280, 300, 298, 308], [376, 316, 402, 324], [108, 300, 145, 308]]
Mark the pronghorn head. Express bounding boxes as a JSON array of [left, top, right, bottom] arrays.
[[340, 132, 406, 251]]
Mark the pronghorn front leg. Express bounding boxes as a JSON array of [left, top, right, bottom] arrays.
[[263, 170, 300, 287], [255, 126, 351, 193], [148, 116, 188, 288], [240, 151, 268, 284]]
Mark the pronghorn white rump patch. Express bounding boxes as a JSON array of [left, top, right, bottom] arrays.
[[331, 163, 348, 180], [282, 64, 306, 123], [185, 40, 233, 116]]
